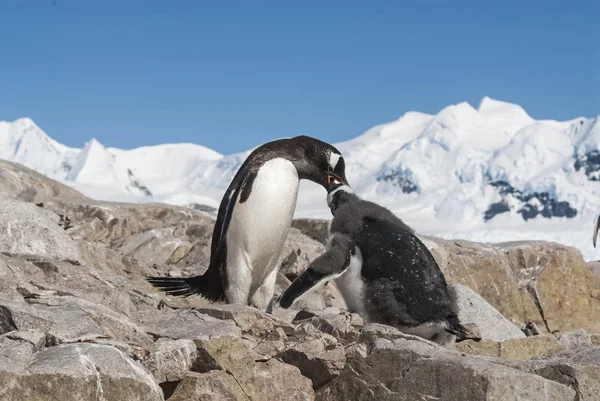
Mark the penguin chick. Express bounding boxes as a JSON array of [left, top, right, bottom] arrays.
[[280, 183, 472, 346]]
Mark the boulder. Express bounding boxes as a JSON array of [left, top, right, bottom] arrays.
[[0, 343, 164, 401], [277, 331, 346, 389], [0, 200, 81, 263], [251, 358, 315, 401], [360, 323, 441, 346], [139, 308, 241, 343], [424, 237, 600, 334], [194, 335, 314, 400], [507, 346, 600, 401], [556, 329, 593, 350], [292, 219, 330, 245], [169, 371, 250, 401], [194, 303, 278, 336], [0, 295, 153, 347], [451, 283, 526, 341], [318, 338, 576, 401], [144, 338, 198, 383], [588, 261, 600, 283], [0, 160, 88, 206], [279, 227, 324, 279], [457, 335, 565, 360], [298, 312, 362, 344]]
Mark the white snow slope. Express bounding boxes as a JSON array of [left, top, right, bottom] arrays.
[[1, 97, 599, 261]]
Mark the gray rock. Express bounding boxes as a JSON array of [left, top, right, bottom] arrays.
[[194, 335, 257, 381], [0, 296, 153, 347], [0, 305, 17, 335], [507, 346, 600, 401], [278, 334, 346, 389], [360, 323, 440, 346], [139, 308, 241, 343], [119, 227, 194, 267], [556, 328, 592, 350], [279, 227, 324, 279], [0, 336, 36, 373], [0, 160, 88, 206], [5, 330, 47, 351], [451, 283, 526, 342], [251, 358, 315, 401], [0, 200, 81, 263], [145, 338, 197, 383], [0, 343, 164, 401], [169, 371, 250, 401], [292, 219, 330, 245], [195, 303, 297, 340], [1, 253, 138, 318], [195, 304, 273, 334], [302, 312, 361, 344], [194, 334, 314, 400], [587, 261, 600, 284], [318, 337, 576, 401], [424, 236, 600, 335]]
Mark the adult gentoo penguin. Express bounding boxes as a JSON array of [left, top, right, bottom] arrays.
[[279, 183, 470, 346], [148, 136, 348, 312]]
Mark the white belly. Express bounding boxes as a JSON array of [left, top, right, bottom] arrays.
[[335, 247, 368, 319], [226, 158, 299, 297]]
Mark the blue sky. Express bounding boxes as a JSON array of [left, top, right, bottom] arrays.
[[0, 0, 598, 154]]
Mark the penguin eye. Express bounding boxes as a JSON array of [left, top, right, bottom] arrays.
[[327, 165, 333, 172]]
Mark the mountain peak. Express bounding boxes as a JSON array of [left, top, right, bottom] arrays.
[[83, 137, 105, 151], [478, 97, 532, 118]]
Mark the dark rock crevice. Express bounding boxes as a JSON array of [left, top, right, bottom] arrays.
[[574, 150, 600, 181], [484, 180, 577, 222]]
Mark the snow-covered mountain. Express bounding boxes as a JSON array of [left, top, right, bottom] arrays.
[[1, 97, 599, 260]]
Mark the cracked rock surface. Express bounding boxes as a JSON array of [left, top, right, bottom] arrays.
[[0, 159, 599, 400]]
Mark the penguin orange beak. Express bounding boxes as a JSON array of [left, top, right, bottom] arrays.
[[327, 175, 347, 187]]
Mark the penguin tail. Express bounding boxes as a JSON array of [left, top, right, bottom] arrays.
[[445, 314, 481, 342], [147, 272, 225, 302]]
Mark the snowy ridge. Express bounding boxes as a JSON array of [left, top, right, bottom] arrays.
[[1, 97, 599, 260]]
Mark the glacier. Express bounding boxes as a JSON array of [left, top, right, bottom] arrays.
[[1, 97, 599, 261]]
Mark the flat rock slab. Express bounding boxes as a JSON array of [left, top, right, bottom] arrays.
[[169, 371, 251, 401], [0, 200, 81, 264], [144, 338, 198, 383], [457, 335, 565, 360], [0, 296, 152, 347], [318, 338, 576, 401], [505, 346, 600, 401], [0, 343, 163, 401], [451, 283, 526, 342], [139, 308, 241, 343]]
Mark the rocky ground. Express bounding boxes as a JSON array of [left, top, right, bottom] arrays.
[[0, 159, 599, 401]]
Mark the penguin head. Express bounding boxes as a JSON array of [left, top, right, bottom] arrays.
[[290, 136, 349, 190], [327, 183, 355, 214]]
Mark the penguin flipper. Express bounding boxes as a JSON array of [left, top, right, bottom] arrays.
[[444, 313, 478, 342], [280, 233, 355, 308]]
